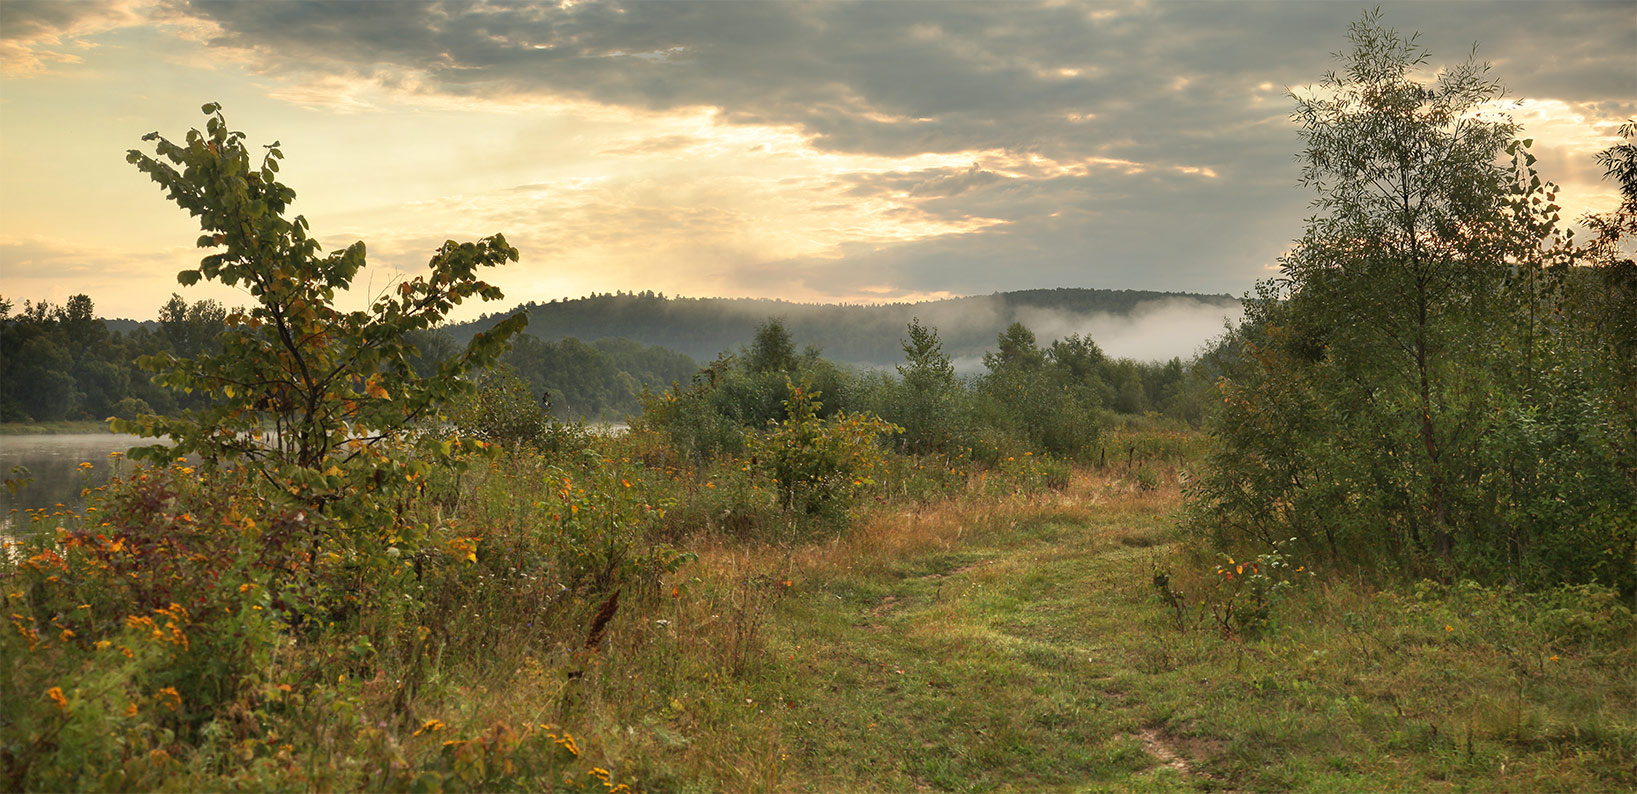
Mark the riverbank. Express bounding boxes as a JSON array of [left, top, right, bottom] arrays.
[[0, 420, 116, 436]]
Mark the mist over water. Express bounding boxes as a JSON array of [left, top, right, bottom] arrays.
[[1017, 298, 1244, 362], [942, 297, 1242, 374]]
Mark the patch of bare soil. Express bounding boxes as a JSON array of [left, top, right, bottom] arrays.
[[1139, 727, 1195, 775]]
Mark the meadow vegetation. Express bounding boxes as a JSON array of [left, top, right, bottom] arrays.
[[4, 14, 1635, 793]]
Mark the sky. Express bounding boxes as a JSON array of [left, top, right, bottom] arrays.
[[1, 0, 1632, 323]]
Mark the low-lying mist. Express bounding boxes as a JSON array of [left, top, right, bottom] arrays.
[[940, 297, 1241, 374], [1017, 297, 1244, 362]]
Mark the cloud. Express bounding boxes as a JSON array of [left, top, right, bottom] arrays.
[[2, 1, 1630, 312], [162, 2, 1630, 161], [0, 0, 215, 75]]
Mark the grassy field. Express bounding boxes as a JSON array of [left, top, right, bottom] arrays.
[[6, 431, 1631, 792], [460, 444, 1634, 792]]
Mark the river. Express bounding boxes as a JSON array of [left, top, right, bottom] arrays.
[[0, 433, 156, 533], [1, 424, 625, 535]]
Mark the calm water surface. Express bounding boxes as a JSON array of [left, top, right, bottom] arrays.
[[2, 425, 620, 534], [0, 433, 160, 533]]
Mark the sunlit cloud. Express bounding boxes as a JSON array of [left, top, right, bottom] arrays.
[[0, 0, 1631, 323]]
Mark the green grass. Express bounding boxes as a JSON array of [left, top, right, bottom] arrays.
[[667, 465, 1635, 792], [6, 432, 1630, 791]]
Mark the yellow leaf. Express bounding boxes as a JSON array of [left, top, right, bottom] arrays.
[[365, 378, 389, 400]]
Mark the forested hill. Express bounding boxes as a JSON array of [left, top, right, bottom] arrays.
[[449, 288, 1240, 366]]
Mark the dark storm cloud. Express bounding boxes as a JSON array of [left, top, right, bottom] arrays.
[[0, 1, 96, 42], [174, 1, 1632, 158]]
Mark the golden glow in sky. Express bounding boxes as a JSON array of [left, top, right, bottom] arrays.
[[0, 1, 1631, 320]]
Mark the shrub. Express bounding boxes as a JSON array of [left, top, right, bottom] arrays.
[[746, 380, 899, 526], [109, 397, 152, 421], [115, 102, 525, 527]]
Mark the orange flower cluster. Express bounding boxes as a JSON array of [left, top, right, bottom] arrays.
[[124, 603, 191, 651]]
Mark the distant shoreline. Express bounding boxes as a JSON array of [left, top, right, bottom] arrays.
[[0, 421, 117, 436]]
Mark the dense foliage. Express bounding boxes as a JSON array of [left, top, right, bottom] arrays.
[[1188, 13, 1637, 593], [634, 313, 1197, 470], [499, 334, 697, 421], [0, 294, 223, 423]]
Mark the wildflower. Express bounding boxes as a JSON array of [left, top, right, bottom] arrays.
[[46, 687, 68, 711], [1549, 655, 1560, 662], [156, 687, 181, 711], [125, 701, 139, 717], [554, 731, 581, 757], [1444, 625, 1453, 633], [414, 719, 447, 736]]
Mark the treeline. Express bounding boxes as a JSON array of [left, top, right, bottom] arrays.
[[0, 294, 223, 423], [634, 314, 1214, 468], [410, 330, 698, 421], [450, 287, 1239, 366], [0, 295, 696, 424], [7, 290, 1215, 426]]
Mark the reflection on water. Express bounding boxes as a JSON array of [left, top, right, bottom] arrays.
[[1, 426, 624, 535], [0, 433, 161, 534]]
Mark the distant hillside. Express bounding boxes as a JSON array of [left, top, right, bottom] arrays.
[[448, 288, 1241, 366]]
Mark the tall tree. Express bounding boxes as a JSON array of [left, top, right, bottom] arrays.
[[1192, 13, 1636, 593], [747, 317, 798, 374], [1284, 10, 1516, 557], [895, 318, 959, 454]]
